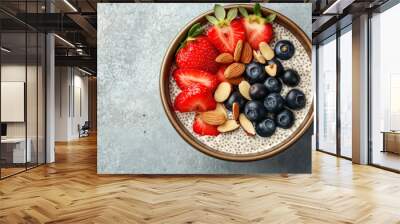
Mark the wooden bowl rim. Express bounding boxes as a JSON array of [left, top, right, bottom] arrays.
[[160, 4, 313, 162]]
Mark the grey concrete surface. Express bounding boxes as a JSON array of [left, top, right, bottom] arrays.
[[97, 3, 312, 174]]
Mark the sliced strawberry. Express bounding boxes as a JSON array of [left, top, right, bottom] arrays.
[[239, 4, 275, 50], [173, 68, 219, 91], [205, 5, 245, 54], [174, 84, 217, 112], [193, 115, 220, 136], [216, 65, 228, 82]]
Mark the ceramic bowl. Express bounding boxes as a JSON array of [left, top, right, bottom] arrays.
[[160, 4, 313, 161]]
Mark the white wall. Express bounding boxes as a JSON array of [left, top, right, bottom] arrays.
[[55, 67, 89, 141]]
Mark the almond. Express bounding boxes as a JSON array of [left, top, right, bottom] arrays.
[[238, 80, 251, 100], [215, 103, 228, 119], [232, 103, 240, 120], [265, 63, 277, 77], [200, 110, 227, 125], [233, 40, 243, 62], [226, 76, 244, 85], [217, 120, 240, 133], [259, 42, 274, 60], [214, 82, 232, 102], [240, 42, 252, 64], [215, 53, 234, 64], [224, 63, 245, 79], [239, 114, 256, 136], [253, 50, 266, 64]]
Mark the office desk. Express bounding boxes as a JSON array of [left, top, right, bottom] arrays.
[[382, 131, 400, 154], [1, 138, 31, 163]]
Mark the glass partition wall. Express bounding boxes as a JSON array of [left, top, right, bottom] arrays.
[[317, 35, 337, 155], [339, 26, 352, 159], [370, 3, 400, 171], [0, 4, 46, 179], [316, 26, 353, 159]]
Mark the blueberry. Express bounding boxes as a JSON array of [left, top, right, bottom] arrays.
[[274, 40, 295, 60], [245, 62, 266, 84], [249, 83, 268, 100], [255, 118, 276, 137], [244, 101, 266, 122], [286, 89, 306, 110], [282, 69, 300, 87], [263, 93, 284, 113], [276, 109, 294, 129], [264, 77, 282, 93], [266, 59, 284, 77], [224, 91, 247, 111]]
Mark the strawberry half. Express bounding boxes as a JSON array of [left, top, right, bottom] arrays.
[[176, 23, 220, 74], [193, 115, 220, 136], [239, 4, 276, 50], [216, 65, 228, 82], [206, 5, 245, 54], [174, 84, 217, 112], [173, 68, 219, 91]]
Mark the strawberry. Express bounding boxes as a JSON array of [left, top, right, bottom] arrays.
[[205, 5, 245, 54], [216, 65, 228, 82], [239, 3, 275, 50], [176, 23, 220, 74], [173, 68, 219, 91], [174, 84, 216, 112], [193, 114, 220, 136]]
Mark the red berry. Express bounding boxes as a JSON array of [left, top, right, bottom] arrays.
[[216, 65, 228, 82], [239, 4, 275, 50], [193, 115, 220, 136], [173, 68, 219, 91], [174, 84, 216, 112], [242, 17, 273, 50], [176, 36, 219, 74], [206, 19, 245, 54]]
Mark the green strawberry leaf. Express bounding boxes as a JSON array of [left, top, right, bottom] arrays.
[[187, 23, 200, 37], [254, 3, 261, 17], [187, 23, 204, 38], [226, 8, 237, 22], [238, 7, 248, 17], [206, 15, 219, 25], [214, 4, 225, 21], [190, 26, 204, 38], [265, 13, 276, 23]]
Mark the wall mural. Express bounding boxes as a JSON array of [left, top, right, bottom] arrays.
[[98, 3, 312, 174]]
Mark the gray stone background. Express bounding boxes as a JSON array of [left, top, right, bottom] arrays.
[[97, 3, 312, 174]]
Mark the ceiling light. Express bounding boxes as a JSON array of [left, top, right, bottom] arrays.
[[54, 34, 75, 48], [78, 67, 93, 76], [1, 47, 11, 53], [63, 0, 78, 12]]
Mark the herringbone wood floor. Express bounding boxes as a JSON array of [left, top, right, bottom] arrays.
[[1, 135, 400, 224]]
